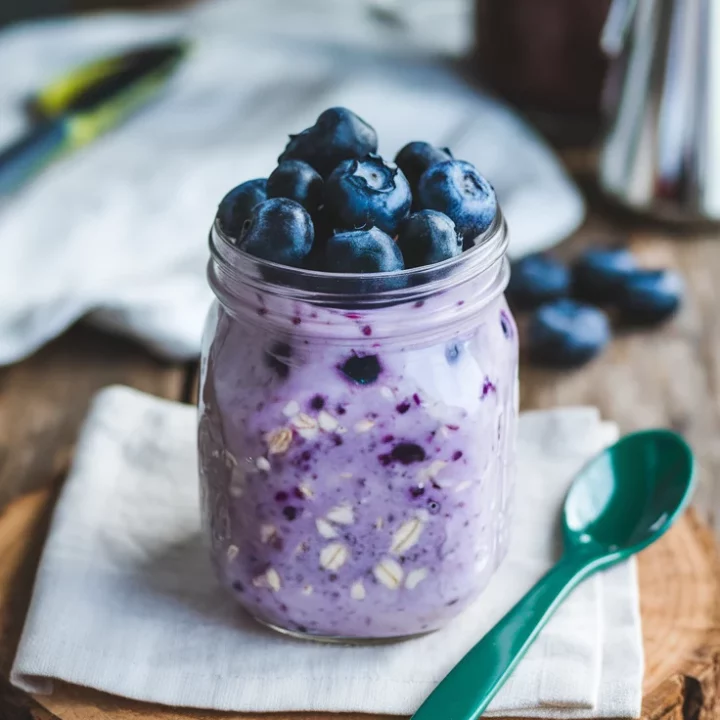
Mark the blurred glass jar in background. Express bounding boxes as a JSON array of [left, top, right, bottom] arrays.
[[473, 0, 612, 143]]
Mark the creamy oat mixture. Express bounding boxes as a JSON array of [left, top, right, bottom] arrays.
[[198, 294, 518, 638]]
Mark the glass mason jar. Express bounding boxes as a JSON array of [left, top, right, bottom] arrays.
[[198, 209, 518, 642]]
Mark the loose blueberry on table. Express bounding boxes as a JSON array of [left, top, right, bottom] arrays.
[[527, 299, 611, 368], [572, 248, 637, 304], [506, 254, 570, 310], [507, 246, 684, 368], [616, 268, 684, 326], [201, 107, 518, 640]]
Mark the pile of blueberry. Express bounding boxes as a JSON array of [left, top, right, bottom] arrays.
[[507, 248, 684, 368], [216, 107, 497, 277]]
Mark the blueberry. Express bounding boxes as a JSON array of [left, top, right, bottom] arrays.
[[427, 499, 442, 515], [379, 442, 426, 466], [506, 253, 570, 310], [527, 299, 611, 368], [278, 107, 378, 177], [266, 160, 323, 214], [265, 341, 292, 378], [216, 178, 267, 239], [397, 210, 462, 268], [617, 269, 683, 325], [325, 155, 412, 236], [393, 443, 426, 464], [239, 198, 314, 267], [394, 142, 452, 194], [445, 342, 461, 364], [500, 309, 514, 339], [325, 227, 404, 274], [302, 238, 328, 272], [482, 377, 496, 396], [338, 353, 382, 384], [572, 248, 637, 303], [417, 160, 497, 249]]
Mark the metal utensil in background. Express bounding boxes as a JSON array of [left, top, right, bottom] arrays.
[[598, 0, 720, 221], [0, 40, 189, 195]]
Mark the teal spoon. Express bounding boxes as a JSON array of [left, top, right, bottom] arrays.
[[412, 429, 695, 720]]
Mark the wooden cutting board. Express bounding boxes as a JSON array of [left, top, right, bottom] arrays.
[[1, 489, 720, 720]]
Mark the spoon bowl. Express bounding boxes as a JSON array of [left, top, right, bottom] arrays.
[[412, 429, 695, 720], [563, 429, 695, 560]]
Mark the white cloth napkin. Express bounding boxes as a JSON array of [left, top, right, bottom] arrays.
[[0, 0, 584, 366], [11, 386, 642, 718]]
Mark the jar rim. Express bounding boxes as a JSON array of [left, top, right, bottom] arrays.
[[208, 208, 509, 308]]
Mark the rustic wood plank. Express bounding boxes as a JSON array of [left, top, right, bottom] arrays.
[[0, 491, 55, 676], [0, 323, 187, 512], [0, 676, 60, 720]]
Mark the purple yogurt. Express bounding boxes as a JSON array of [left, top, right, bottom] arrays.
[[198, 211, 518, 640]]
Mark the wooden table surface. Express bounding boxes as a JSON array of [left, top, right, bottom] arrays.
[[1, 152, 720, 718]]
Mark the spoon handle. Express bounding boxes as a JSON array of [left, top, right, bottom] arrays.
[[411, 555, 594, 720]]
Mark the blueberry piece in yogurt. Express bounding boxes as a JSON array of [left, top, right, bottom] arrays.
[[394, 141, 453, 194], [417, 160, 497, 249], [217, 178, 267, 239], [265, 341, 292, 378], [445, 342, 462, 364], [506, 253, 570, 310], [500, 309, 514, 339], [380, 442, 426, 466], [427, 498, 442, 515], [278, 107, 378, 178], [339, 353, 382, 384], [282, 506, 299, 521], [267, 160, 323, 214], [527, 299, 611, 368], [325, 155, 412, 236], [397, 210, 462, 268], [239, 198, 314, 268], [572, 247, 637, 304], [616, 268, 683, 325]]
